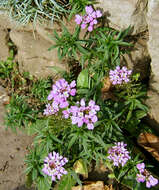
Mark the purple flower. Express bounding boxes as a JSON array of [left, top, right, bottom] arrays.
[[96, 10, 102, 18], [43, 102, 59, 116], [87, 123, 94, 130], [109, 66, 132, 85], [75, 5, 102, 32], [85, 5, 94, 14], [62, 109, 70, 119], [136, 163, 145, 173], [42, 151, 68, 181], [44, 79, 76, 116], [81, 23, 87, 29], [146, 175, 158, 188], [88, 25, 93, 32], [136, 173, 146, 183], [107, 142, 131, 167], [75, 14, 83, 25], [136, 162, 158, 188], [68, 99, 100, 130], [70, 80, 76, 88]]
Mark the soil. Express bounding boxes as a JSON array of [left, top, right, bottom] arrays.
[[0, 86, 35, 190]]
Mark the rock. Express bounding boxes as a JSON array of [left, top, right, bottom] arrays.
[[146, 90, 159, 129], [8, 16, 85, 78], [9, 30, 67, 78], [72, 181, 105, 190], [146, 0, 159, 128], [0, 10, 34, 31], [0, 86, 9, 103], [138, 132, 159, 161], [147, 0, 159, 92], [0, 29, 9, 61], [0, 11, 14, 30], [121, 34, 150, 80], [96, 0, 148, 35]]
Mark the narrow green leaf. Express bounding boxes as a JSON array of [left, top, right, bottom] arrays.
[[68, 134, 78, 149]]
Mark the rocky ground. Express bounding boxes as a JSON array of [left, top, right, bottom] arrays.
[[0, 86, 35, 190]]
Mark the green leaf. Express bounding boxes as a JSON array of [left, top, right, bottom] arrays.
[[108, 173, 115, 179], [50, 134, 63, 144], [70, 170, 82, 186], [134, 99, 148, 112], [48, 44, 58, 51], [68, 134, 78, 149], [32, 169, 38, 181], [77, 69, 89, 88], [37, 176, 51, 190], [76, 44, 88, 54], [135, 110, 147, 120], [58, 172, 75, 190]]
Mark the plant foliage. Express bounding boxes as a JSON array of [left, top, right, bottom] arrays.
[[0, 0, 69, 25], [2, 3, 159, 190]]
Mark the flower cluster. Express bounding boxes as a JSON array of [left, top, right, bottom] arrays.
[[136, 163, 158, 188], [107, 142, 131, 167], [109, 66, 132, 85], [42, 151, 68, 181], [75, 5, 102, 32], [44, 79, 76, 116], [63, 99, 100, 130]]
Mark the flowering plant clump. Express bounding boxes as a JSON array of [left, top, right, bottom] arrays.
[[44, 79, 76, 116], [63, 98, 100, 130], [5, 2, 157, 190], [75, 5, 102, 32], [109, 66, 132, 85], [42, 151, 68, 181], [136, 163, 158, 188], [107, 142, 131, 167]]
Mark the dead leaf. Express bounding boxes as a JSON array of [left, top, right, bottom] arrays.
[[72, 181, 105, 190], [101, 77, 116, 100], [73, 159, 88, 178], [101, 77, 111, 93], [104, 185, 114, 190], [101, 91, 116, 101], [138, 132, 159, 161]]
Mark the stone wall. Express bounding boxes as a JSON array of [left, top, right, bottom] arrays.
[[146, 0, 159, 127], [96, 0, 148, 35], [0, 11, 76, 78], [0, 1, 159, 126]]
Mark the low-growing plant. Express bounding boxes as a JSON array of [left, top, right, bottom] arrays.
[[3, 3, 159, 190], [31, 78, 52, 103], [49, 25, 88, 60], [0, 54, 53, 131], [0, 0, 69, 25], [24, 72, 156, 190], [86, 26, 132, 70], [0, 50, 16, 79], [50, 13, 132, 71], [5, 95, 37, 131]]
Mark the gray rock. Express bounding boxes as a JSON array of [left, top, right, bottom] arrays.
[[9, 30, 67, 78], [147, 0, 159, 92], [96, 0, 148, 35], [0, 29, 9, 61], [122, 35, 150, 80], [146, 0, 159, 127], [146, 90, 159, 129]]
